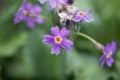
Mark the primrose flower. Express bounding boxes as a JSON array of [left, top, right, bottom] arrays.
[[100, 41, 117, 68], [72, 10, 94, 23], [43, 26, 73, 55], [14, 0, 44, 28], [38, 0, 69, 10]]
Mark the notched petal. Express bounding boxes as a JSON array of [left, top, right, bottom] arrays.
[[61, 39, 73, 50]]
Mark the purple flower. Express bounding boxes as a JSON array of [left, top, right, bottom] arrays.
[[14, 0, 44, 28], [38, 0, 69, 10], [72, 10, 94, 23], [43, 26, 73, 55], [100, 41, 117, 68]]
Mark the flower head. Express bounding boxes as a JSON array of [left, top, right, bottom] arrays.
[[57, 4, 78, 24], [72, 10, 94, 23], [43, 26, 73, 55], [14, 0, 44, 28], [100, 41, 117, 68], [38, 0, 69, 10]]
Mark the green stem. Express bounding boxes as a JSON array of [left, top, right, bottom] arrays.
[[76, 32, 104, 50], [77, 32, 97, 44], [50, 11, 55, 26], [77, 21, 82, 32], [77, 23, 81, 33]]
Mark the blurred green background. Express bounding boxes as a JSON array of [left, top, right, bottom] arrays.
[[0, 0, 120, 80]]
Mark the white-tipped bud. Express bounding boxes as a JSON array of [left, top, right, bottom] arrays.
[[95, 42, 104, 51]]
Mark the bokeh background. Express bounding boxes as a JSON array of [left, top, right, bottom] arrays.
[[0, 0, 120, 80]]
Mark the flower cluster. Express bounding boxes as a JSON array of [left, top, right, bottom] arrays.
[[14, 0, 117, 68], [57, 4, 94, 25]]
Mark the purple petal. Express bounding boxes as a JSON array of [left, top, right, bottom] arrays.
[[43, 34, 54, 44], [72, 14, 82, 22], [14, 7, 25, 24], [34, 5, 42, 14], [104, 43, 111, 54], [99, 55, 106, 62], [104, 41, 117, 55], [58, 0, 68, 4], [61, 39, 73, 50], [13, 15, 22, 24], [110, 41, 117, 53], [60, 27, 70, 38], [106, 57, 114, 67], [51, 26, 60, 36], [27, 21, 35, 28], [83, 10, 91, 15], [36, 18, 44, 24], [49, 0, 57, 10], [24, 3, 33, 11], [38, 0, 48, 4], [83, 15, 94, 22], [101, 59, 105, 68], [51, 44, 61, 55], [100, 55, 106, 68]]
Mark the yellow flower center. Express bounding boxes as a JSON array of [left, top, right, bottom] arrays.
[[22, 10, 36, 17], [78, 11, 84, 16], [106, 52, 112, 59], [22, 10, 28, 15], [55, 36, 62, 44]]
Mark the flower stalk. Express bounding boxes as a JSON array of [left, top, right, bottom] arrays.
[[76, 32, 104, 50], [77, 32, 96, 44]]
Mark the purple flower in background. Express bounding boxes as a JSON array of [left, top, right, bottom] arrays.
[[38, 0, 69, 10], [72, 10, 94, 23], [43, 26, 73, 55], [14, 0, 44, 28], [100, 41, 117, 68]]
